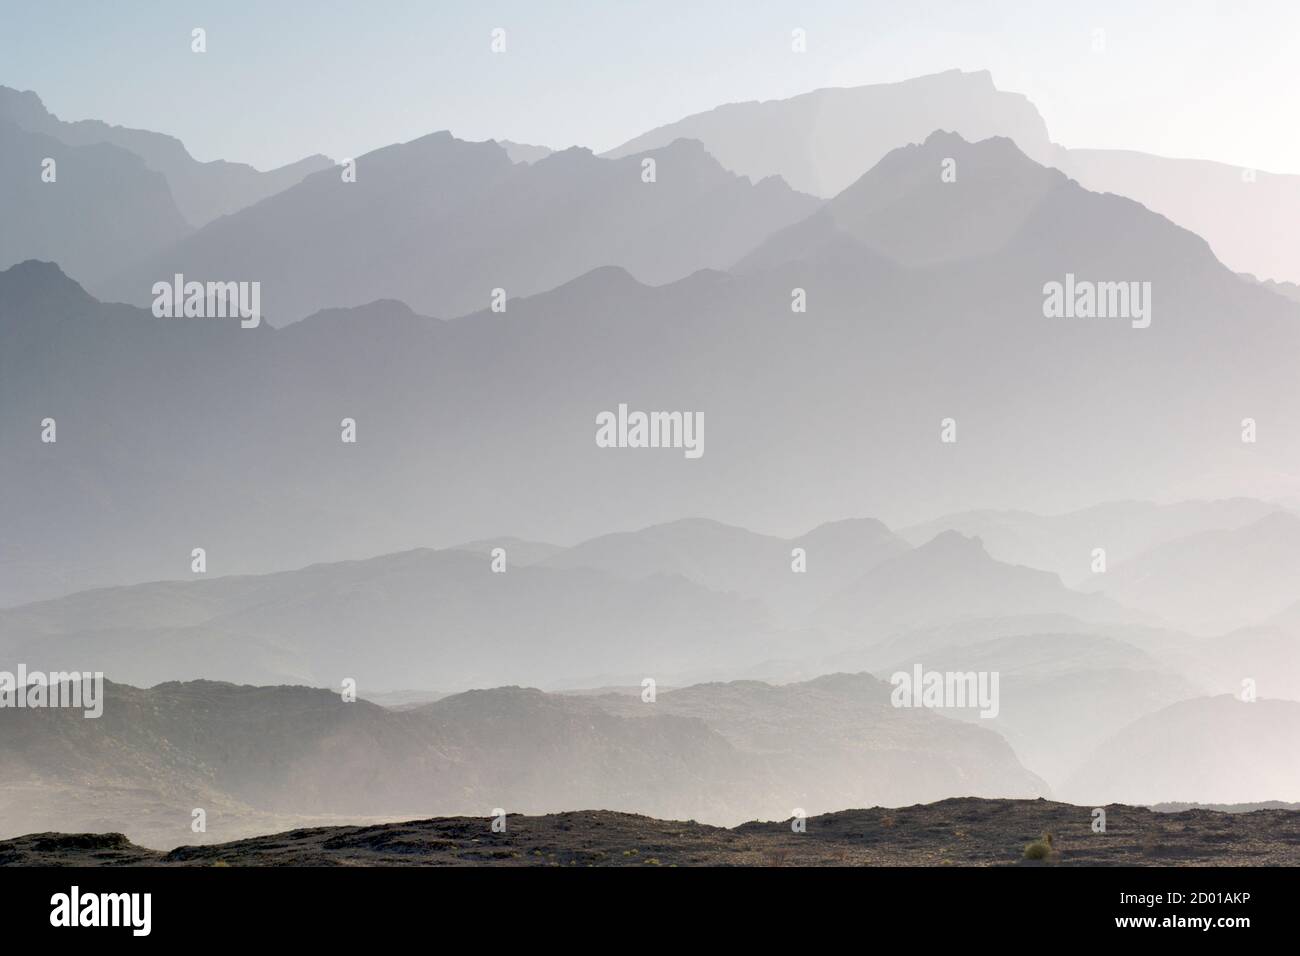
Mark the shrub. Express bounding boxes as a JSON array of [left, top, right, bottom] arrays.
[[1023, 841, 1051, 860], [1024, 834, 1054, 861]]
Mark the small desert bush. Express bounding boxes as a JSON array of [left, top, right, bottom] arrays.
[[1023, 833, 1054, 861]]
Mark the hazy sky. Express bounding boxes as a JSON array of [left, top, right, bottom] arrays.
[[3, 0, 1297, 173]]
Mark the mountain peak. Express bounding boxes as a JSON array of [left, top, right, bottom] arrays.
[[497, 140, 555, 164], [737, 127, 1076, 271], [2, 258, 71, 281], [864, 128, 1050, 178], [921, 128, 968, 147], [392, 129, 505, 155], [533, 264, 646, 300], [0, 85, 50, 127], [1241, 509, 1300, 538], [604, 70, 1053, 197], [797, 516, 897, 543], [919, 529, 988, 556], [917, 128, 1021, 156], [537, 144, 596, 163], [615, 137, 736, 181], [293, 298, 424, 328], [0, 259, 95, 313], [774, 131, 1068, 267]]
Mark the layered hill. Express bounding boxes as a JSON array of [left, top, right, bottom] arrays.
[[0, 676, 1047, 847], [900, 499, 1284, 587], [0, 86, 332, 228], [0, 119, 191, 283], [606, 70, 1054, 196], [4, 131, 1300, 606], [609, 69, 1300, 284], [540, 516, 908, 622], [1086, 512, 1300, 634], [101, 134, 820, 322], [817, 531, 1135, 633], [0, 544, 781, 690], [1064, 696, 1300, 805]]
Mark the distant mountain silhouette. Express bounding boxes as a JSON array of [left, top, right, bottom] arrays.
[[448, 536, 564, 566], [736, 129, 1220, 272], [541, 516, 907, 622], [1055, 148, 1300, 284], [0, 545, 787, 690], [0, 675, 1046, 847], [498, 140, 555, 164], [5, 133, 1300, 604], [1088, 511, 1300, 634], [817, 531, 1133, 633], [901, 499, 1283, 587], [872, 631, 1201, 787], [1064, 696, 1300, 805], [0, 86, 332, 228], [736, 130, 1070, 270], [102, 133, 820, 322], [606, 70, 1053, 196], [1187, 618, 1300, 703], [0, 120, 191, 283], [1246, 275, 1300, 305], [7, 42, 1300, 856], [1189, 596, 1300, 702], [610, 69, 1300, 283]]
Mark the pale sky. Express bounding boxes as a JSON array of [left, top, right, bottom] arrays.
[[3, 0, 1297, 174]]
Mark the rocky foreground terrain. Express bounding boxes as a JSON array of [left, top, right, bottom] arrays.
[[4, 797, 1299, 866]]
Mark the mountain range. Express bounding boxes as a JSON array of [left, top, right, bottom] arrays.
[[98, 134, 820, 322], [0, 675, 1047, 847], [5, 65, 1300, 845], [609, 69, 1300, 286], [5, 125, 1299, 604], [0, 515, 1144, 690], [0, 86, 331, 229]]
